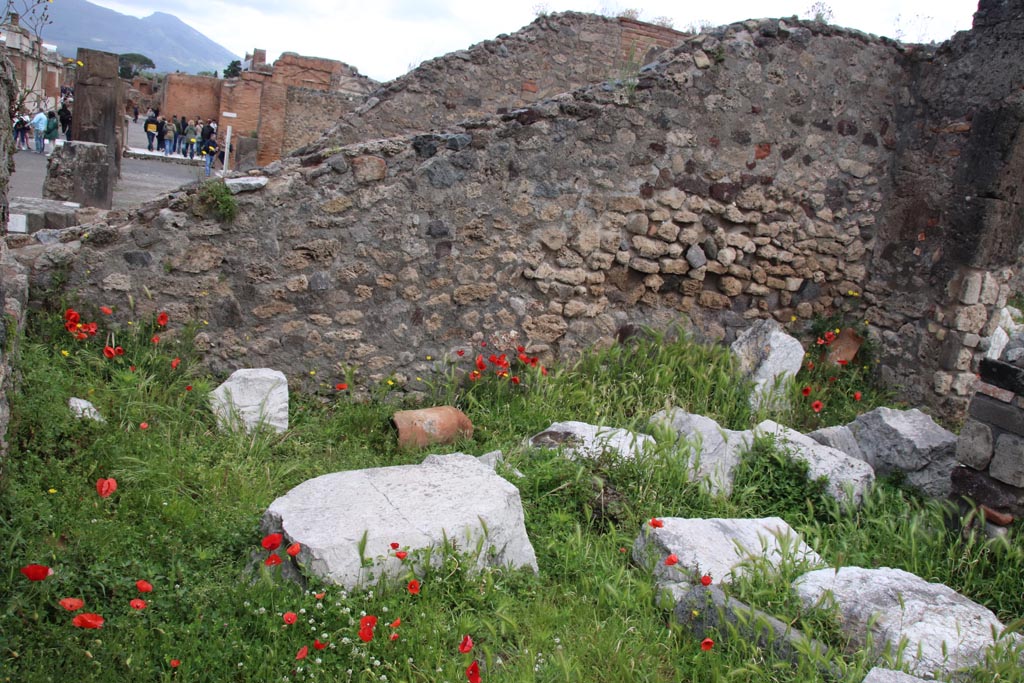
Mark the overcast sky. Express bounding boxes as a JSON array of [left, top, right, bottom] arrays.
[[88, 0, 978, 83]]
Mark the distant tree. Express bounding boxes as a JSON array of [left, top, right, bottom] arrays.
[[196, 70, 218, 78], [618, 8, 641, 20], [223, 59, 241, 78], [118, 53, 155, 79], [804, 1, 834, 23]]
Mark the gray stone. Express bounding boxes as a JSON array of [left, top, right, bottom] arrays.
[[755, 420, 875, 506], [261, 453, 537, 588], [527, 420, 654, 460], [68, 397, 104, 422], [794, 566, 1010, 679], [7, 197, 81, 233], [849, 408, 957, 497], [862, 668, 932, 683], [990, 433, 1024, 487], [224, 176, 269, 194], [959, 272, 983, 305], [685, 243, 707, 269], [808, 424, 866, 463], [986, 326, 1009, 360], [731, 319, 806, 412], [43, 141, 114, 209], [210, 368, 289, 433], [649, 408, 752, 495], [956, 418, 993, 470], [632, 516, 824, 587]]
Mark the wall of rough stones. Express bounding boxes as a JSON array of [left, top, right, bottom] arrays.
[[311, 12, 688, 149], [283, 87, 364, 157]]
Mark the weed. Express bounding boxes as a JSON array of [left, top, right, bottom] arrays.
[[196, 179, 238, 222]]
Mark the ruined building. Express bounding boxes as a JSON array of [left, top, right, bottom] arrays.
[[0, 12, 65, 111]]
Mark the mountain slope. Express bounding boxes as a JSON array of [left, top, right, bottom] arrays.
[[43, 0, 238, 74]]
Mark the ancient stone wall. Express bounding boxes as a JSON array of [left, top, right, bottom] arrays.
[[160, 73, 223, 122], [283, 87, 363, 157], [312, 12, 689, 150]]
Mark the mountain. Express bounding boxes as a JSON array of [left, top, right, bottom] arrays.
[[43, 0, 238, 74]]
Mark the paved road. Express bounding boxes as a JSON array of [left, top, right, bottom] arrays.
[[8, 119, 205, 210]]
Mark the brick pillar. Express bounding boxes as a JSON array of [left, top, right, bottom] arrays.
[[69, 48, 123, 207]]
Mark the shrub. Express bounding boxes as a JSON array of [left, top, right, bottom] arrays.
[[196, 179, 237, 222]]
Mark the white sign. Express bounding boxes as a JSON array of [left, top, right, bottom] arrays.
[[222, 112, 238, 118]]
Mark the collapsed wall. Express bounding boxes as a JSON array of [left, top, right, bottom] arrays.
[[6, 4, 1023, 423]]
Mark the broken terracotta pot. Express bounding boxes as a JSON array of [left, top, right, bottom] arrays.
[[392, 406, 474, 449]]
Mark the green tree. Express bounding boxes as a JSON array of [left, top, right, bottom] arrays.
[[223, 59, 241, 78], [118, 52, 155, 79]]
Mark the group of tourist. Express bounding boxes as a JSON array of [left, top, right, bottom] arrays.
[[11, 99, 73, 155], [141, 109, 220, 176]]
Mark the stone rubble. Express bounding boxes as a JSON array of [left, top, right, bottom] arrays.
[[527, 420, 655, 460], [730, 318, 805, 411], [649, 409, 751, 495], [210, 368, 290, 433]]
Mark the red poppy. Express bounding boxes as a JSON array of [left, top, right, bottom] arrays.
[[389, 618, 401, 628], [171, 358, 180, 369], [395, 551, 408, 561], [837, 359, 848, 366], [286, 542, 300, 557], [459, 634, 474, 654], [541, 366, 548, 376], [315, 592, 325, 600], [130, 598, 147, 610], [475, 355, 486, 371], [390, 632, 400, 641], [812, 400, 824, 413], [360, 615, 377, 629], [100, 306, 113, 315], [335, 382, 348, 391], [136, 579, 153, 593], [807, 361, 815, 370], [20, 564, 52, 581], [518, 353, 529, 364], [295, 646, 308, 660], [139, 422, 149, 430], [103, 346, 115, 359], [313, 639, 327, 650], [828, 376, 837, 383], [854, 391, 862, 401], [407, 579, 420, 595], [665, 554, 679, 566], [283, 612, 297, 625], [151, 335, 160, 344], [480, 341, 486, 347], [701, 638, 714, 651], [60, 597, 85, 611], [469, 371, 481, 381], [114, 346, 125, 356], [700, 574, 712, 586], [261, 533, 283, 551], [516, 345, 525, 353], [390, 542, 400, 550], [466, 660, 481, 683], [456, 349, 465, 357], [824, 331, 836, 344], [265, 554, 282, 567], [157, 312, 169, 327], [96, 477, 117, 498], [65, 309, 80, 324], [170, 659, 180, 668], [649, 518, 663, 528], [72, 613, 104, 629], [511, 376, 521, 385], [816, 337, 825, 346], [358, 626, 374, 643], [801, 386, 811, 397], [185, 385, 193, 392]]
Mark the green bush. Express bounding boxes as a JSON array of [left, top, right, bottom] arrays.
[[196, 179, 237, 222]]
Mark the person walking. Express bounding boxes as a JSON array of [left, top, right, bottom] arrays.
[[43, 111, 60, 155], [200, 135, 218, 177], [30, 109, 47, 154], [58, 102, 72, 140], [133, 105, 139, 123], [156, 116, 168, 155], [182, 119, 198, 159], [144, 112, 158, 151]]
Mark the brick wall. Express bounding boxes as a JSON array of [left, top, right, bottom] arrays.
[[618, 18, 689, 66], [219, 74, 265, 141], [160, 73, 222, 122], [256, 81, 288, 167]]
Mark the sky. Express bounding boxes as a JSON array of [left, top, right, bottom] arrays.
[[87, 0, 979, 83]]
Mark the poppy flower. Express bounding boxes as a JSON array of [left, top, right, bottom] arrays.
[[390, 542, 400, 550], [801, 386, 811, 397], [171, 358, 180, 369], [665, 554, 679, 566], [335, 382, 348, 391], [265, 554, 281, 567], [812, 400, 824, 413], [286, 542, 301, 557], [701, 638, 714, 651], [510, 376, 521, 385], [130, 598, 147, 610], [151, 335, 160, 344], [358, 626, 374, 642], [103, 346, 115, 359], [854, 391, 862, 401], [395, 551, 408, 561], [466, 660, 481, 683], [390, 632, 400, 641], [96, 477, 117, 498], [136, 579, 153, 593], [459, 634, 474, 654], [65, 309, 80, 324], [407, 579, 420, 595], [469, 371, 481, 381], [456, 349, 465, 356], [72, 613, 104, 629], [157, 312, 169, 327], [283, 612, 297, 625], [807, 361, 815, 370], [824, 331, 836, 343], [389, 618, 401, 628], [20, 564, 52, 581], [518, 353, 529, 364], [700, 574, 712, 586], [114, 346, 124, 356], [170, 659, 180, 668], [360, 615, 377, 629], [60, 597, 85, 611], [649, 518, 664, 528], [315, 592, 325, 600], [816, 337, 825, 345], [516, 345, 525, 353], [295, 646, 308, 660], [837, 359, 848, 366], [475, 355, 487, 371], [100, 306, 113, 315], [313, 639, 327, 650], [185, 385, 193, 391], [261, 533, 283, 551], [541, 366, 548, 376], [139, 422, 149, 430]]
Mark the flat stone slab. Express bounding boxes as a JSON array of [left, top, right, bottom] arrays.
[[8, 197, 82, 233], [862, 669, 932, 683], [224, 176, 268, 194], [633, 517, 824, 587], [731, 318, 805, 411], [262, 453, 538, 588], [210, 368, 289, 433], [527, 420, 654, 460], [755, 420, 875, 506], [794, 566, 1010, 679], [649, 409, 752, 495]]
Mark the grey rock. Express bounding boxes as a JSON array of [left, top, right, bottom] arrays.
[[685, 243, 708, 268], [849, 408, 957, 497], [794, 566, 1010, 679], [862, 668, 932, 683], [527, 420, 654, 460], [632, 516, 824, 587], [756, 420, 875, 506], [68, 397, 104, 422], [649, 408, 752, 495], [808, 424, 866, 463], [990, 433, 1024, 487], [224, 176, 269, 194], [956, 418, 993, 470], [262, 453, 538, 588], [731, 319, 805, 411], [210, 368, 289, 433], [986, 326, 1009, 360]]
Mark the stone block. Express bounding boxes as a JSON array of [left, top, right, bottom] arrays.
[[956, 418, 993, 470], [351, 155, 387, 182], [968, 394, 1024, 437], [990, 433, 1024, 487], [43, 141, 113, 209], [959, 272, 983, 305], [210, 368, 289, 433], [951, 466, 1024, 516], [979, 358, 1024, 395]]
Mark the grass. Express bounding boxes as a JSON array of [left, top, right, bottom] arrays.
[[1, 307, 1022, 682]]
